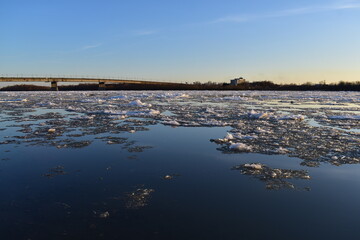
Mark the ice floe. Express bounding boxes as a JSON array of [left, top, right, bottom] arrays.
[[247, 110, 271, 119], [328, 115, 360, 120], [128, 99, 152, 107], [229, 143, 252, 152], [0, 90, 359, 167], [232, 163, 311, 190]]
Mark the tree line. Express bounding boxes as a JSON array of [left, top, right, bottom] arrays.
[[1, 80, 360, 91]]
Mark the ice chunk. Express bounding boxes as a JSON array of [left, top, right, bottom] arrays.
[[162, 120, 181, 126], [214, 133, 236, 143], [229, 143, 252, 152], [248, 110, 270, 119], [108, 95, 127, 100], [71, 115, 94, 121], [129, 100, 152, 107], [278, 115, 305, 121], [125, 109, 160, 116], [0, 98, 28, 102], [225, 133, 234, 140], [328, 115, 360, 120], [232, 163, 311, 190], [222, 96, 245, 101], [243, 163, 263, 170], [99, 211, 110, 218], [145, 109, 160, 116], [176, 93, 190, 98], [233, 133, 257, 140], [275, 147, 289, 154], [124, 188, 155, 209]]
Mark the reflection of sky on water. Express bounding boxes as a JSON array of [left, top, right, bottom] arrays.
[[308, 118, 360, 133], [0, 124, 360, 239]]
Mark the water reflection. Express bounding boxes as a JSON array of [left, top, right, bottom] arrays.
[[1, 91, 360, 239]]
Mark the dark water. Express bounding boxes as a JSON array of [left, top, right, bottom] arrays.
[[1, 123, 360, 240]]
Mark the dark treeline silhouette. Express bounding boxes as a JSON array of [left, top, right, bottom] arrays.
[[0, 84, 51, 91], [1, 81, 360, 91]]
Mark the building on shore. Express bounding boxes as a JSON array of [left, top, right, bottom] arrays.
[[230, 77, 246, 86]]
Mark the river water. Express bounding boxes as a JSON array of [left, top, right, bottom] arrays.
[[0, 91, 359, 239]]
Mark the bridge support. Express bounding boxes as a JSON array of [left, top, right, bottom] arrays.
[[50, 81, 58, 91], [98, 82, 106, 90]]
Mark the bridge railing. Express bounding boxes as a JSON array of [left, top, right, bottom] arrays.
[[0, 74, 185, 84]]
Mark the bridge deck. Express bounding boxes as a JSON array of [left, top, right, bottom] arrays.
[[0, 77, 175, 85]]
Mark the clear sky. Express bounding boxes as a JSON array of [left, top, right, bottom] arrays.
[[1, 0, 360, 84]]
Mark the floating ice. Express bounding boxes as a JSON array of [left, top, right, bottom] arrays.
[[95, 110, 127, 115], [278, 115, 305, 121], [275, 147, 290, 154], [108, 95, 127, 100], [225, 133, 234, 140], [99, 211, 110, 218], [232, 163, 311, 190], [233, 133, 257, 140], [71, 115, 94, 121], [162, 120, 181, 126], [243, 163, 263, 170], [48, 128, 56, 133], [247, 110, 270, 119], [229, 143, 252, 152], [222, 96, 246, 101], [156, 93, 189, 98], [0, 90, 359, 167], [0, 98, 28, 102], [128, 100, 152, 107], [124, 188, 155, 209], [328, 115, 360, 120]]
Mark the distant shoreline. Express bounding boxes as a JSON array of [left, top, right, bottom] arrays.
[[1, 81, 359, 91]]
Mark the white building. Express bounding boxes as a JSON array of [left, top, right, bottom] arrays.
[[230, 77, 246, 86]]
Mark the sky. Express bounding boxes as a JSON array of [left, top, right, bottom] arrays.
[[1, 0, 360, 84]]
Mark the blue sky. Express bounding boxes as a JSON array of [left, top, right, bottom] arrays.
[[1, 0, 360, 84]]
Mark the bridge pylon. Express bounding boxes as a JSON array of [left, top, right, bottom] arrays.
[[98, 82, 106, 90], [51, 81, 58, 91]]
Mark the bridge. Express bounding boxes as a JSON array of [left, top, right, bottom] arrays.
[[0, 76, 177, 90]]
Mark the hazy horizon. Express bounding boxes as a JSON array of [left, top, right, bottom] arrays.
[[1, 0, 360, 84]]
